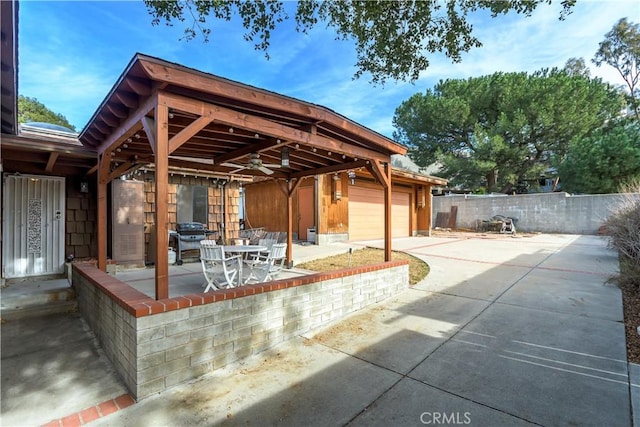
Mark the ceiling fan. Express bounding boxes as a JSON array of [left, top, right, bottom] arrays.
[[221, 153, 281, 175]]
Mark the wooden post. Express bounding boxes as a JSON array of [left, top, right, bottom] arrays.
[[154, 102, 169, 300], [426, 185, 433, 237], [286, 183, 293, 267], [97, 153, 108, 271], [383, 162, 392, 262]]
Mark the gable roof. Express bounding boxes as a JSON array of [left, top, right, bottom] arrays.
[[79, 53, 407, 181]]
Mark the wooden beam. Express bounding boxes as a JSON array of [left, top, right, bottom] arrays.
[[106, 102, 129, 119], [154, 103, 170, 300], [366, 160, 391, 189], [85, 163, 98, 176], [97, 161, 108, 271], [286, 180, 294, 267], [93, 120, 110, 136], [426, 185, 433, 237], [289, 160, 367, 179], [142, 116, 157, 155], [96, 92, 156, 156], [160, 92, 391, 162], [169, 115, 213, 154], [45, 152, 59, 173], [384, 163, 392, 261], [213, 138, 286, 166], [101, 112, 120, 127], [115, 91, 138, 109], [97, 152, 111, 185], [289, 177, 304, 197], [140, 59, 406, 155], [106, 160, 143, 182], [124, 76, 152, 96]]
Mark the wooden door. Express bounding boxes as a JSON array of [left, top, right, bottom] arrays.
[[298, 186, 314, 241]]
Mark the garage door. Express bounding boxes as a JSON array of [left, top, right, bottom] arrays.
[[348, 186, 410, 240]]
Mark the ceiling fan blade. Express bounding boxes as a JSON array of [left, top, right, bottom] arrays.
[[258, 166, 274, 175], [169, 156, 213, 165], [221, 162, 244, 168], [262, 163, 282, 168], [229, 167, 247, 174]]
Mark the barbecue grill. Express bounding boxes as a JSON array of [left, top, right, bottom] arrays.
[[173, 222, 215, 265]]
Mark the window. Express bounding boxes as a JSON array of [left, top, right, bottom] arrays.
[[177, 185, 208, 225]]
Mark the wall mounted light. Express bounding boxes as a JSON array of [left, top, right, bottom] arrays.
[[333, 173, 342, 201], [281, 147, 290, 167], [80, 179, 89, 193], [417, 186, 426, 208], [347, 170, 356, 185]]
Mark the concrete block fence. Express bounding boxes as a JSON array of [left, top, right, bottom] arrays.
[[73, 261, 408, 400], [432, 192, 639, 234]]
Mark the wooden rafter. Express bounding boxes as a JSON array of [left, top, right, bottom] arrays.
[[161, 92, 391, 163], [45, 152, 59, 172], [140, 59, 405, 154], [142, 116, 156, 155], [289, 160, 367, 179], [169, 115, 214, 154]]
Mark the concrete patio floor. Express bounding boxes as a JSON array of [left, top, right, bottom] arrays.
[[2, 234, 638, 426]]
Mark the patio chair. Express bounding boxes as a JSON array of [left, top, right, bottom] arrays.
[[245, 243, 287, 283], [248, 238, 277, 262], [200, 241, 242, 291]]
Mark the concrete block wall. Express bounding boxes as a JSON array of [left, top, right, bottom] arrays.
[[73, 261, 408, 400], [432, 192, 639, 234], [74, 269, 137, 394]]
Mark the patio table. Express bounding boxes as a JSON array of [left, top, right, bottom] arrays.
[[223, 245, 267, 284]]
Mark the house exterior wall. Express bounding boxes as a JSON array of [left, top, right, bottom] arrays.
[[5, 171, 243, 277], [65, 176, 98, 259], [432, 192, 640, 234], [138, 172, 241, 255], [73, 260, 409, 400], [244, 173, 435, 244], [243, 179, 308, 238]]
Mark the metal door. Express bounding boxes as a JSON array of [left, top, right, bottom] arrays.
[[2, 174, 65, 278]]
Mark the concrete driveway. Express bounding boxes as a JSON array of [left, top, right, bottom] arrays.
[[4, 234, 636, 426]]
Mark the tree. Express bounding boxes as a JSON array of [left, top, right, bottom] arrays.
[[17, 96, 76, 131], [564, 57, 590, 78], [559, 120, 640, 194], [143, 0, 575, 84], [593, 18, 640, 120], [392, 69, 624, 193]]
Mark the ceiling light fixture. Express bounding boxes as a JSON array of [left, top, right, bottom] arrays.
[[281, 147, 290, 167]]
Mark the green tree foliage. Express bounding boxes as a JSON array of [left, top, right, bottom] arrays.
[[17, 96, 76, 131], [143, 0, 575, 84], [392, 70, 624, 193], [593, 18, 640, 120], [564, 57, 590, 78], [559, 120, 640, 194]]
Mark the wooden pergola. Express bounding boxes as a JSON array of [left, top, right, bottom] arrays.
[[79, 54, 407, 300]]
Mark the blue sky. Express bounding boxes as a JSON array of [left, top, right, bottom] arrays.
[[18, 1, 639, 137]]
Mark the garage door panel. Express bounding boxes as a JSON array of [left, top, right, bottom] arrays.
[[349, 186, 409, 240]]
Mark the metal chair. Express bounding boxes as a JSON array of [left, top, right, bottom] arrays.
[[246, 243, 287, 283], [200, 240, 241, 291]]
